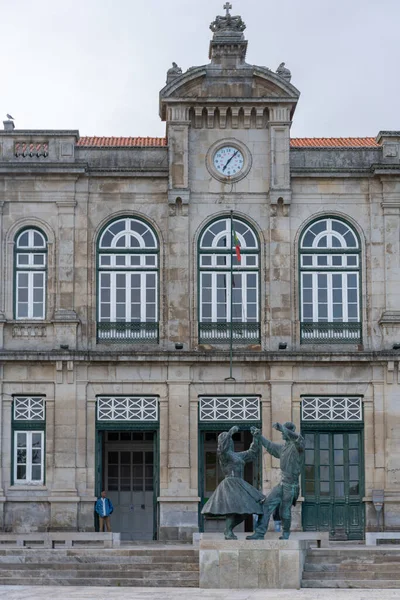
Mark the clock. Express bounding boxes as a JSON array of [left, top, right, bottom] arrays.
[[206, 139, 252, 183], [213, 146, 244, 177]]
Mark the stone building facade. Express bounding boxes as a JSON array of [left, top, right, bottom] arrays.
[[0, 6, 399, 541]]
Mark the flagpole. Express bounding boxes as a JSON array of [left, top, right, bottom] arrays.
[[226, 210, 235, 381]]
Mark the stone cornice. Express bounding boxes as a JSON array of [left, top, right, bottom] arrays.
[[163, 96, 299, 105], [0, 163, 86, 175], [0, 349, 398, 363], [76, 146, 169, 151], [0, 130, 79, 137], [291, 168, 372, 177], [372, 164, 400, 176], [290, 147, 380, 152], [87, 169, 168, 178]]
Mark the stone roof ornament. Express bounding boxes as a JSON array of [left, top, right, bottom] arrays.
[[166, 62, 183, 84], [210, 3, 246, 34], [224, 2, 232, 15], [208, 3, 248, 65], [3, 114, 15, 131], [276, 62, 292, 83]]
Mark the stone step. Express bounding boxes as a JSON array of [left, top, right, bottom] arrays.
[[0, 556, 199, 566], [0, 576, 199, 587], [0, 551, 198, 562], [0, 548, 198, 557], [308, 548, 400, 555], [303, 571, 400, 580], [0, 568, 199, 580], [305, 557, 400, 566], [306, 553, 400, 563], [304, 562, 400, 572], [302, 579, 400, 589], [0, 547, 200, 588], [0, 563, 199, 573]]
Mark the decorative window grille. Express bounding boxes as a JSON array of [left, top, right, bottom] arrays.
[[97, 396, 158, 421], [14, 397, 45, 421], [198, 217, 260, 344], [301, 396, 362, 421], [15, 228, 47, 320], [199, 396, 260, 422], [299, 218, 361, 344]]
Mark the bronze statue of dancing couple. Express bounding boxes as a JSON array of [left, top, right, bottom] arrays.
[[201, 422, 305, 540]]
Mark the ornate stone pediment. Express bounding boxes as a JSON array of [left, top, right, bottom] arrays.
[[160, 66, 300, 119]]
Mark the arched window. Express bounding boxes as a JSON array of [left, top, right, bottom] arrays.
[[299, 217, 361, 343], [15, 228, 47, 319], [198, 216, 260, 343], [97, 217, 159, 342]]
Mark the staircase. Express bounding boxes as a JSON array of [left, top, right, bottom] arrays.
[[0, 546, 199, 587], [302, 547, 400, 588]]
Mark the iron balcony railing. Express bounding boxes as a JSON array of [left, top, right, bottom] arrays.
[[97, 322, 159, 343], [199, 322, 261, 344], [301, 321, 362, 344]]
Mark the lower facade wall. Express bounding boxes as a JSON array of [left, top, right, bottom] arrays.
[[0, 357, 397, 538]]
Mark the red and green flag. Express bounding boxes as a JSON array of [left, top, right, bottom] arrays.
[[232, 221, 241, 263]]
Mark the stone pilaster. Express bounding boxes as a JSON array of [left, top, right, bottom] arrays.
[[269, 194, 292, 350], [379, 179, 400, 346], [158, 365, 199, 541], [167, 119, 190, 347], [269, 105, 292, 206], [0, 365, 6, 528], [49, 360, 79, 530], [167, 111, 190, 207], [0, 202, 6, 349], [53, 199, 79, 349], [269, 365, 293, 477]]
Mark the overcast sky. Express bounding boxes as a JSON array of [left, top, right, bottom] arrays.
[[1, 0, 398, 138]]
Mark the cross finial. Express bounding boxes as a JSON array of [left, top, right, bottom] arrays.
[[223, 2, 232, 16]]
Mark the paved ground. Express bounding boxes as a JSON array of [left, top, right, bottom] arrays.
[[1, 588, 400, 600]]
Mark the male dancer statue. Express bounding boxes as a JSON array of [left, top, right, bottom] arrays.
[[247, 422, 304, 540]]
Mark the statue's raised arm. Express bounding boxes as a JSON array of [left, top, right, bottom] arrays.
[[202, 425, 266, 540], [247, 421, 304, 541], [274, 422, 305, 451]]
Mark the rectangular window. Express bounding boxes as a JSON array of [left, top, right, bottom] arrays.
[[16, 271, 45, 319], [200, 272, 259, 323], [14, 430, 44, 483], [99, 271, 158, 323], [301, 272, 359, 323]]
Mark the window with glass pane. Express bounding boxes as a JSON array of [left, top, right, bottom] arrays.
[[15, 229, 47, 320], [97, 218, 159, 342], [198, 217, 260, 343], [299, 218, 361, 343], [14, 430, 44, 483]]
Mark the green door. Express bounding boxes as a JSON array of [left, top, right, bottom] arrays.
[[302, 429, 364, 540]]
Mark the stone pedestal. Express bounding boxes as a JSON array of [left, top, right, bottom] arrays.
[[199, 539, 308, 589], [158, 498, 199, 542]]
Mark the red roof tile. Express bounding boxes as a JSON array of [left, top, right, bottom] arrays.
[[290, 137, 380, 148], [76, 137, 167, 147], [76, 136, 380, 149]]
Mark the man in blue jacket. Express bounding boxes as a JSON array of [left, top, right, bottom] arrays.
[[95, 490, 114, 532]]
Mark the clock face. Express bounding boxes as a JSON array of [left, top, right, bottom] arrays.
[[213, 146, 244, 177]]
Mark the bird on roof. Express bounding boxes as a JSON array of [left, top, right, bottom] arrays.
[[6, 114, 15, 120]]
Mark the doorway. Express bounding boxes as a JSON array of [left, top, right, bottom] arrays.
[[99, 430, 158, 541], [199, 428, 261, 533], [302, 428, 364, 540]]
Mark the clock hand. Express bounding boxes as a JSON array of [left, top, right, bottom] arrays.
[[222, 150, 239, 172]]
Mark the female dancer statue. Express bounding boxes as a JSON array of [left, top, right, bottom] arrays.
[[201, 425, 265, 540]]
